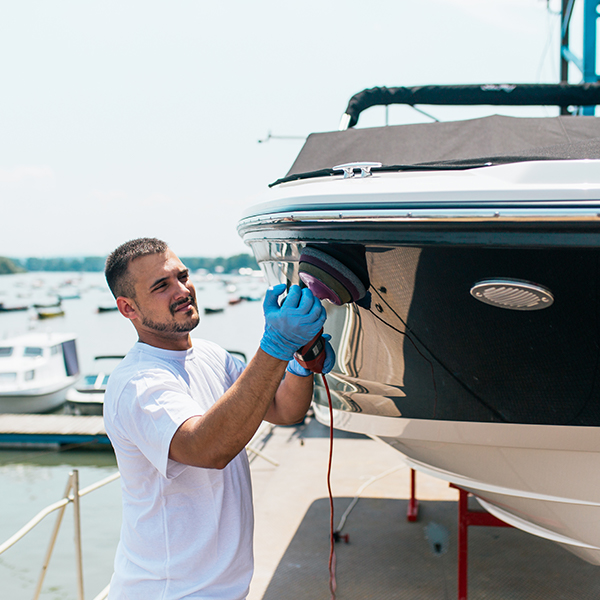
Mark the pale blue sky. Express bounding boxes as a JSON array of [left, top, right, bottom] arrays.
[[0, 0, 584, 258]]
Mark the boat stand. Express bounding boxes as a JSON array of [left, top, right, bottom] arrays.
[[407, 470, 515, 600], [406, 468, 419, 522], [451, 483, 514, 600]]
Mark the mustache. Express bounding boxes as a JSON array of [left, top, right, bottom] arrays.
[[170, 295, 197, 315]]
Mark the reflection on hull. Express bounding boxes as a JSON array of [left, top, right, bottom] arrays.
[[312, 245, 600, 427], [248, 239, 600, 563]]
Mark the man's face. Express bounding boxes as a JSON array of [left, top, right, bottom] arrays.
[[127, 249, 200, 336]]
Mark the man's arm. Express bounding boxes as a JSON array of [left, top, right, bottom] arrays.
[[169, 284, 325, 470], [169, 348, 289, 469], [263, 369, 314, 426]]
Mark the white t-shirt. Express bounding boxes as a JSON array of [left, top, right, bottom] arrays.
[[103, 340, 253, 600]]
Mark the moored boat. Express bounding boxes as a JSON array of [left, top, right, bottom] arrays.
[[0, 332, 80, 413], [64, 355, 124, 416], [238, 82, 600, 564], [37, 308, 65, 320]]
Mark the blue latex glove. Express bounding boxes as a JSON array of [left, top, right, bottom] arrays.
[[286, 334, 336, 377], [260, 284, 326, 361]]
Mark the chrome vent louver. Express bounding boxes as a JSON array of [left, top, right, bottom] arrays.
[[470, 279, 554, 311]]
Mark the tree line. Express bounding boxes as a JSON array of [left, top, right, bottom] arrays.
[[4, 254, 259, 274]]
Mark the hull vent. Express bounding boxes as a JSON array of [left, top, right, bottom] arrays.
[[470, 279, 553, 311]]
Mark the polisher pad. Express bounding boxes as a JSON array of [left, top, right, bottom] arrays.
[[298, 245, 369, 306]]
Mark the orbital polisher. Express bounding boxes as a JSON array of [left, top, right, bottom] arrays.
[[294, 244, 370, 373]]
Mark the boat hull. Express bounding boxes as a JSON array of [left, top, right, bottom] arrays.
[[313, 402, 600, 563], [64, 390, 104, 416], [0, 381, 75, 414], [241, 229, 600, 562]]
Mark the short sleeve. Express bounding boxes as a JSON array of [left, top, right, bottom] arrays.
[[224, 352, 246, 388], [115, 370, 202, 479]]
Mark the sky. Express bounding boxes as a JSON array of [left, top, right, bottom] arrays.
[[0, 0, 587, 259]]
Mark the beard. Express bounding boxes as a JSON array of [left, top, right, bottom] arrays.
[[140, 295, 200, 334]]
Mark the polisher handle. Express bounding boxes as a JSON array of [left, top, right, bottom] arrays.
[[293, 328, 326, 374]]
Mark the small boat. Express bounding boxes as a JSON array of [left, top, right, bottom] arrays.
[[204, 307, 225, 314], [58, 293, 80, 301], [97, 305, 118, 313], [0, 303, 29, 312], [37, 308, 65, 320], [64, 355, 124, 416], [32, 299, 61, 309], [0, 332, 80, 413], [228, 297, 243, 306]]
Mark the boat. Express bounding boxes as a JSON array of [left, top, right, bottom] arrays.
[[0, 332, 80, 413], [64, 355, 124, 416], [0, 302, 29, 312], [204, 307, 225, 314], [97, 305, 118, 313], [238, 81, 600, 564], [32, 298, 61, 309], [37, 308, 65, 320], [58, 293, 80, 301]]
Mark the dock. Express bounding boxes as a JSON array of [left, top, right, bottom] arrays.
[[0, 414, 110, 446], [248, 417, 600, 600]]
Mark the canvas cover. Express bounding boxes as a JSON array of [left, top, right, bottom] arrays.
[[279, 115, 600, 186]]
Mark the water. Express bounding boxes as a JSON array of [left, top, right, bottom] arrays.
[[0, 270, 266, 600]]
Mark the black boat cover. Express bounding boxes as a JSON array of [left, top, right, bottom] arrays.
[[276, 115, 600, 187]]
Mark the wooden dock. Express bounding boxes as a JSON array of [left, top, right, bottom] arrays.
[[0, 414, 111, 447]]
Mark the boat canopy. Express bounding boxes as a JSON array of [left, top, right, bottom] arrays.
[[272, 84, 600, 187], [341, 84, 600, 129]]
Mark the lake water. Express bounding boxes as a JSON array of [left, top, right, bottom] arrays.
[[0, 270, 267, 600]]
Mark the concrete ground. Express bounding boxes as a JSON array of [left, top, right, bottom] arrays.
[[247, 416, 600, 600]]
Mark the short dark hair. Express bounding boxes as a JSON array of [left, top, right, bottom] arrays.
[[105, 238, 169, 299]]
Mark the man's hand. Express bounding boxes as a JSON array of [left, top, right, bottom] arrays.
[[260, 284, 326, 361]]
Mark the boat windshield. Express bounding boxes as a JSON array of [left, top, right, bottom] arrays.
[[83, 375, 98, 386], [0, 348, 13, 357]]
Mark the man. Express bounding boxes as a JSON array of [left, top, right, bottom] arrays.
[[103, 238, 333, 600]]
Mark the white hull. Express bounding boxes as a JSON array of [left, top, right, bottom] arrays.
[[314, 403, 600, 564], [0, 381, 75, 414], [64, 389, 104, 416]]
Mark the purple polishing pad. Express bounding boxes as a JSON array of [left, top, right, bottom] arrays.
[[299, 272, 343, 305], [300, 253, 361, 301]]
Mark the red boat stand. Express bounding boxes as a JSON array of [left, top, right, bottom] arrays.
[[450, 483, 514, 600], [406, 471, 514, 599], [407, 468, 419, 522]]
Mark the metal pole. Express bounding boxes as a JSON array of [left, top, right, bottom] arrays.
[[561, 0, 573, 113], [72, 469, 85, 600], [32, 472, 74, 600], [582, 0, 599, 114]]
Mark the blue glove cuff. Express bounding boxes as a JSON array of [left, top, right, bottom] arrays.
[[260, 327, 297, 361], [286, 358, 313, 377]]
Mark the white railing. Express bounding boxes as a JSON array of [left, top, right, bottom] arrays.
[[0, 469, 120, 600], [0, 430, 277, 600]]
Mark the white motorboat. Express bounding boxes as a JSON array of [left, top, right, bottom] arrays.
[[238, 82, 600, 564], [64, 355, 124, 416], [0, 332, 80, 413]]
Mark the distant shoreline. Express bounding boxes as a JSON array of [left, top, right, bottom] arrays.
[[4, 254, 258, 274]]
